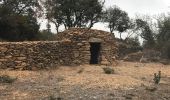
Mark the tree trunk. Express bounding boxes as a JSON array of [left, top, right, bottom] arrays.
[[56, 26, 59, 33], [109, 27, 114, 35], [119, 32, 122, 39]]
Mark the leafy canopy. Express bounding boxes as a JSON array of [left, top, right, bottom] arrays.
[[0, 0, 41, 41], [103, 6, 130, 39], [43, 0, 104, 32]]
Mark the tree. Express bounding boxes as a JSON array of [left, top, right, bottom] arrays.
[[157, 16, 170, 43], [37, 30, 54, 41], [156, 16, 170, 58], [0, 0, 42, 41], [135, 19, 155, 48], [43, 0, 104, 31], [125, 37, 140, 47], [103, 6, 130, 39]]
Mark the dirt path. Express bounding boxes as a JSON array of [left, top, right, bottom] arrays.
[[0, 61, 170, 100]]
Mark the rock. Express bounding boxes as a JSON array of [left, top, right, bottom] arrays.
[[17, 57, 26, 60], [92, 96, 97, 99], [21, 62, 27, 67], [74, 52, 79, 57], [0, 47, 7, 52], [5, 56, 12, 59], [77, 43, 83, 46], [73, 60, 81, 64], [15, 61, 22, 63], [7, 62, 16, 67], [15, 66, 23, 68], [0, 59, 7, 62]]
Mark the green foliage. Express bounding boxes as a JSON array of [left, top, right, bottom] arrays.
[[153, 71, 161, 84], [0, 0, 41, 41], [156, 16, 170, 59], [0, 75, 17, 83], [158, 40, 170, 59], [117, 38, 143, 58], [0, 15, 40, 41], [125, 37, 140, 47], [103, 67, 115, 74], [77, 68, 84, 74], [49, 96, 57, 100], [135, 19, 155, 49], [125, 37, 143, 52], [157, 17, 170, 42], [43, 0, 104, 30], [37, 30, 55, 41], [0, 0, 41, 15], [103, 6, 130, 39], [48, 95, 63, 100]]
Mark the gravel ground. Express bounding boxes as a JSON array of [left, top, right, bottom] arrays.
[[0, 61, 170, 100]]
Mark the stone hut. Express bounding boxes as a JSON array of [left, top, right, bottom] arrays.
[[55, 28, 117, 65], [0, 28, 117, 70]]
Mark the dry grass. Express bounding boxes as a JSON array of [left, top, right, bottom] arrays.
[[0, 61, 170, 99]]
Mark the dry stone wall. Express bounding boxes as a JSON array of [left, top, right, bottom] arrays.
[[0, 41, 91, 70]]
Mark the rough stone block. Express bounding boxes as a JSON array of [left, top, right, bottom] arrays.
[[0, 59, 7, 62], [17, 57, 26, 60], [0, 47, 8, 52], [5, 55, 12, 59], [21, 62, 27, 67]]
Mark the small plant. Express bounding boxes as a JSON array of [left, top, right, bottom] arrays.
[[48, 95, 63, 100], [153, 71, 161, 84], [0, 75, 17, 83], [103, 67, 115, 74], [77, 68, 84, 74], [49, 96, 57, 100]]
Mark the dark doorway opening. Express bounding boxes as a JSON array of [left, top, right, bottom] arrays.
[[90, 43, 101, 64]]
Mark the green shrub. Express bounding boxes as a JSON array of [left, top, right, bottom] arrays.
[[48, 95, 63, 100], [49, 96, 57, 100], [153, 71, 161, 84], [103, 67, 115, 74], [77, 68, 84, 74], [37, 30, 55, 41], [0, 75, 17, 83]]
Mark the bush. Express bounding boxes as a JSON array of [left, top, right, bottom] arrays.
[[116, 38, 143, 59], [163, 42, 170, 59], [0, 75, 17, 83], [48, 95, 63, 100], [103, 67, 115, 74], [77, 68, 84, 74], [49, 96, 57, 100], [36, 30, 55, 41], [153, 71, 161, 84]]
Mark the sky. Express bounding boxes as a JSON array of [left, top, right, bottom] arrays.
[[40, 0, 170, 38], [104, 0, 170, 18]]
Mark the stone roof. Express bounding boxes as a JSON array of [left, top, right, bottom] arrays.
[[55, 28, 115, 42]]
